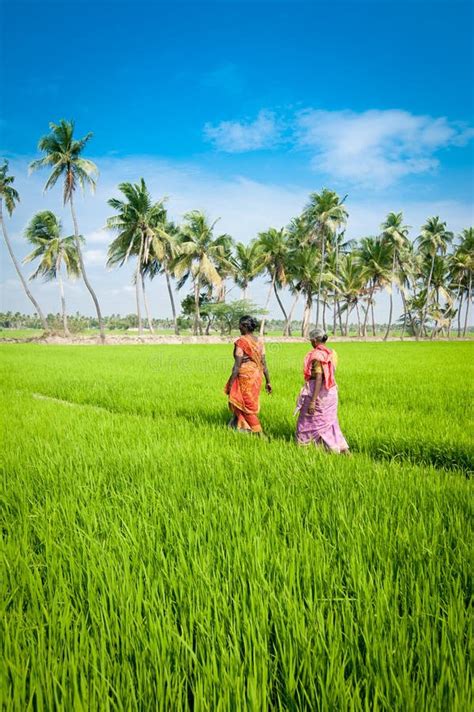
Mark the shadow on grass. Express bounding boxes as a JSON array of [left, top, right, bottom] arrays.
[[267, 420, 472, 476], [182, 408, 473, 476], [362, 439, 473, 477], [26, 390, 472, 477]]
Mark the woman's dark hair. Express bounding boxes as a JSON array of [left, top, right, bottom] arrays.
[[239, 315, 258, 333]]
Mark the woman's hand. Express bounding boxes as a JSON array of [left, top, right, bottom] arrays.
[[266, 383, 273, 394], [307, 401, 316, 415]]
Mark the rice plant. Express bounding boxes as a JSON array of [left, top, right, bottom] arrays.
[[1, 342, 472, 710]]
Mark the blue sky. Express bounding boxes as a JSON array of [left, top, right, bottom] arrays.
[[1, 0, 473, 320]]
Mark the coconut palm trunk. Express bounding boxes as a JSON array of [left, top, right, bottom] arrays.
[[302, 292, 312, 337], [273, 283, 288, 333], [141, 274, 154, 334], [338, 306, 344, 335], [421, 253, 435, 337], [457, 291, 464, 337], [362, 284, 375, 337], [165, 270, 179, 334], [356, 303, 362, 336], [361, 303, 370, 337], [242, 285, 248, 300], [284, 292, 300, 337], [345, 304, 351, 336], [0, 199, 48, 331], [134, 238, 144, 335], [57, 258, 70, 336], [400, 290, 409, 340], [315, 231, 326, 327], [217, 280, 227, 303], [384, 251, 397, 341], [448, 286, 460, 340], [260, 272, 276, 336], [194, 276, 202, 335], [463, 272, 472, 337], [70, 196, 105, 343]]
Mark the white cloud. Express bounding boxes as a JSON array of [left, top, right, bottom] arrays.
[[204, 110, 282, 152], [203, 106, 473, 187], [84, 249, 107, 267], [86, 228, 109, 244], [295, 108, 473, 187]]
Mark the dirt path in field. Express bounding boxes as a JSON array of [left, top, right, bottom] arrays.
[[3, 333, 464, 345]]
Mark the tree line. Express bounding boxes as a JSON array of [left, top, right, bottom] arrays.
[[1, 120, 472, 340]]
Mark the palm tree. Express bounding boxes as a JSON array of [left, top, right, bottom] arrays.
[[23, 211, 81, 336], [357, 237, 392, 337], [0, 161, 48, 331], [326, 230, 355, 335], [29, 120, 105, 342], [337, 253, 367, 336], [142, 218, 181, 335], [214, 234, 235, 302], [289, 244, 320, 337], [456, 228, 474, 337], [173, 211, 232, 335], [428, 255, 454, 338], [106, 179, 167, 336], [381, 211, 410, 340], [417, 217, 453, 336], [233, 240, 262, 300], [255, 227, 289, 335], [302, 189, 348, 327], [285, 216, 311, 336], [396, 242, 419, 338]]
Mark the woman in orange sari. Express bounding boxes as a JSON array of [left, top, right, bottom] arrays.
[[225, 316, 272, 434]]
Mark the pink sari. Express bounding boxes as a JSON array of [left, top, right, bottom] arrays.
[[295, 346, 349, 452]]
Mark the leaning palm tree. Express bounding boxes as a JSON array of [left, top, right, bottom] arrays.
[[417, 217, 453, 336], [302, 189, 348, 327], [0, 161, 48, 331], [23, 211, 81, 336], [106, 179, 167, 336], [380, 211, 410, 340], [255, 227, 289, 335], [173, 211, 232, 335], [29, 120, 105, 342]]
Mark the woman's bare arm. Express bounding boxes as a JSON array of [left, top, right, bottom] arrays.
[[262, 355, 272, 393], [307, 372, 322, 414]]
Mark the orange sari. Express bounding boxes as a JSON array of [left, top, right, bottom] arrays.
[[225, 335, 264, 433]]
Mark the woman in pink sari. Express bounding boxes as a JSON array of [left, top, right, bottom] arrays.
[[295, 328, 349, 453]]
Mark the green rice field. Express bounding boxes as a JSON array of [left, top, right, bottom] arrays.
[[1, 342, 472, 710]]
